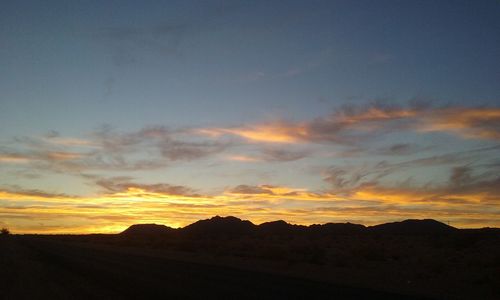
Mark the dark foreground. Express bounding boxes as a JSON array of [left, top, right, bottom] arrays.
[[0, 236, 422, 300]]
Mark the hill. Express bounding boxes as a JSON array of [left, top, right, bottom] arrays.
[[181, 216, 256, 236], [121, 224, 174, 236], [122, 217, 460, 238], [368, 219, 457, 235]]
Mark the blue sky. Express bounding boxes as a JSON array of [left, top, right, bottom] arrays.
[[0, 0, 499, 233]]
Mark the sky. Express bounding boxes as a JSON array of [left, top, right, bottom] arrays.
[[1, 0, 499, 233]]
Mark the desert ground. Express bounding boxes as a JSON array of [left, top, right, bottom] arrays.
[[0, 235, 422, 300]]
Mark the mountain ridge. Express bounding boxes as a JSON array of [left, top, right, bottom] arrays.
[[120, 216, 467, 236]]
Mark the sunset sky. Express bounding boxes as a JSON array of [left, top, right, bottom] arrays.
[[1, 0, 499, 233]]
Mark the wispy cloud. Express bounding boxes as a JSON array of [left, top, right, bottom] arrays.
[[1, 103, 499, 233], [95, 176, 199, 197], [417, 107, 500, 140], [225, 148, 308, 163], [198, 104, 500, 144], [322, 145, 500, 193], [196, 122, 306, 143], [226, 155, 261, 162], [0, 126, 230, 174], [0, 153, 31, 163], [375, 143, 427, 156]]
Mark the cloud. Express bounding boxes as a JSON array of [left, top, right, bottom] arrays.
[[196, 122, 306, 143], [323, 167, 369, 190], [196, 103, 420, 144], [376, 143, 424, 156], [0, 149, 84, 165], [226, 155, 261, 162], [95, 176, 198, 197], [0, 186, 77, 200], [159, 140, 227, 161], [418, 107, 500, 140], [449, 166, 473, 186], [225, 184, 334, 201], [229, 185, 271, 195], [322, 145, 500, 194], [198, 104, 500, 144], [260, 148, 309, 162], [1, 171, 499, 234], [0, 153, 31, 163], [2, 102, 499, 233], [352, 173, 500, 206], [225, 148, 308, 163], [1, 126, 229, 174]]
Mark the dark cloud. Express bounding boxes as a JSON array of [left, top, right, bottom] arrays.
[[95, 177, 198, 197], [450, 166, 473, 186], [376, 143, 421, 156], [323, 146, 500, 193], [0, 185, 77, 199], [92, 125, 228, 162], [1, 125, 230, 175], [160, 140, 227, 161], [260, 148, 309, 162], [323, 167, 369, 190]]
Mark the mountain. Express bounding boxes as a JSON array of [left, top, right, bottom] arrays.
[[309, 222, 366, 235], [258, 220, 306, 235], [121, 217, 465, 239], [368, 219, 457, 235], [121, 224, 174, 236], [181, 216, 256, 236]]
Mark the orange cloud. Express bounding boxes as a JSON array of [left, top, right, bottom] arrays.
[[197, 122, 307, 143], [1, 179, 499, 234], [3, 151, 500, 234], [198, 106, 500, 144], [0, 154, 30, 163], [226, 155, 261, 162], [45, 151, 83, 160], [46, 137, 95, 147], [418, 107, 500, 139]]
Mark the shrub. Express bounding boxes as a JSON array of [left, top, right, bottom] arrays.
[[1, 228, 10, 235]]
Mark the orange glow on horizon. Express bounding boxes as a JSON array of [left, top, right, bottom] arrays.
[[1, 181, 498, 234]]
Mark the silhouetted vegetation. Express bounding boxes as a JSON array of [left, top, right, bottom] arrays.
[[0, 228, 10, 236]]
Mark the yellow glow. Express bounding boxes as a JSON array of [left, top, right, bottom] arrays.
[[0, 155, 30, 163], [226, 155, 260, 162], [197, 123, 308, 143], [1, 180, 499, 234], [46, 151, 82, 160], [339, 107, 418, 123], [46, 137, 95, 146]]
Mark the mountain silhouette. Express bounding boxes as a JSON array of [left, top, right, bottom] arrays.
[[121, 223, 174, 236], [121, 217, 461, 238], [257, 220, 303, 235], [309, 222, 366, 235], [368, 219, 457, 235], [181, 216, 256, 236]]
